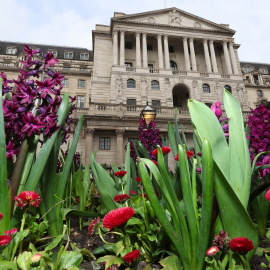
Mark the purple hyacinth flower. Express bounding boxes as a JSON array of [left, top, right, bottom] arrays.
[[44, 52, 59, 69], [36, 77, 56, 99], [23, 44, 41, 57], [21, 112, 46, 137], [19, 69, 39, 79], [196, 167, 202, 174]]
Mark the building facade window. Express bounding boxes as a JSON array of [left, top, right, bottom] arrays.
[[151, 80, 160, 90], [63, 66, 71, 70], [169, 46, 174, 53], [170, 60, 178, 71], [127, 79, 136, 88], [76, 95, 84, 108], [224, 85, 232, 93], [62, 78, 69, 87], [202, 84, 210, 93], [259, 67, 268, 74], [3, 62, 11, 66], [64, 52, 73, 59], [147, 44, 152, 51], [152, 100, 160, 107], [125, 41, 132, 49], [51, 51, 58, 58], [125, 62, 133, 67], [80, 53, 89, 60], [257, 90, 263, 98], [127, 99, 136, 112], [7, 47, 16, 54], [78, 79, 86, 88], [205, 103, 212, 108], [99, 137, 110, 150]]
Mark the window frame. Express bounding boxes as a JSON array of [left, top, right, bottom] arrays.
[[127, 99, 136, 112], [257, 90, 263, 98], [76, 95, 85, 108], [224, 85, 232, 93], [78, 79, 86, 88], [151, 80, 160, 90], [99, 137, 111, 150], [80, 53, 89, 60], [50, 50, 58, 58], [127, 79, 136, 89], [64, 51, 73, 59], [62, 78, 69, 87], [125, 41, 132, 49], [202, 84, 211, 93], [6, 47, 16, 55], [170, 60, 178, 71]]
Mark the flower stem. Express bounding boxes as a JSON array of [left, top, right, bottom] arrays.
[[243, 254, 251, 270], [19, 211, 26, 254], [98, 227, 113, 245]]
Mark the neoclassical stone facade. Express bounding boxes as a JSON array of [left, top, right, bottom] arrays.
[[0, 7, 269, 167]]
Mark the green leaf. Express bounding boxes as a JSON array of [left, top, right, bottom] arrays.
[[136, 141, 150, 159], [17, 251, 32, 270], [159, 255, 182, 270], [0, 261, 18, 270], [123, 143, 131, 194], [0, 79, 10, 233], [91, 153, 118, 211], [45, 234, 63, 252], [96, 255, 125, 269], [113, 241, 125, 256], [57, 251, 83, 269], [224, 90, 251, 208], [10, 230, 29, 260], [168, 122, 178, 157]]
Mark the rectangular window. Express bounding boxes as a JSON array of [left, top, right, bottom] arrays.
[[127, 99, 136, 112], [152, 100, 161, 113], [148, 64, 153, 69], [62, 78, 69, 87], [3, 63, 10, 66], [125, 62, 133, 67], [125, 41, 132, 49], [7, 47, 16, 54], [63, 66, 71, 70], [64, 52, 73, 59], [78, 79, 86, 88], [80, 67, 87, 71], [99, 137, 110, 150], [169, 46, 174, 53], [80, 53, 89, 60], [76, 95, 84, 108], [147, 44, 152, 51]]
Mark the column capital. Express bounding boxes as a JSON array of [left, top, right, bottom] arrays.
[[116, 129, 125, 136], [85, 128, 95, 136], [203, 38, 208, 43], [112, 29, 119, 34], [135, 31, 141, 36], [163, 34, 169, 38], [120, 30, 125, 35], [222, 39, 228, 44], [209, 39, 214, 44], [157, 33, 162, 38], [182, 36, 188, 41], [189, 37, 194, 42], [142, 31, 148, 36]]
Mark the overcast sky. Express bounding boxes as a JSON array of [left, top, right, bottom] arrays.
[[1, 0, 269, 63]]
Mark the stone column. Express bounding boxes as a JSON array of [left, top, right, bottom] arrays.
[[183, 36, 190, 71], [136, 32, 141, 68], [85, 128, 95, 164], [112, 30, 118, 66], [203, 39, 212, 73], [209, 39, 218, 73], [223, 40, 232, 74], [164, 35, 170, 69], [157, 34, 164, 69], [142, 32, 148, 68], [120, 31, 125, 66], [116, 129, 125, 166], [228, 42, 238, 74], [189, 38, 197, 71]]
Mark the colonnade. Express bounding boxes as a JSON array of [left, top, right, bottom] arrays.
[[112, 30, 239, 75]]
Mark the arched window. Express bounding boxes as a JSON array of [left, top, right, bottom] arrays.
[[224, 85, 232, 93], [127, 79, 136, 88], [202, 84, 210, 93], [257, 90, 263, 98], [151, 80, 160, 90], [170, 60, 178, 71]]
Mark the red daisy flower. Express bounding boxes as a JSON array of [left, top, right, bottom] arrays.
[[265, 189, 270, 202], [5, 228, 17, 237], [113, 194, 130, 203], [130, 190, 137, 195], [152, 146, 171, 156], [175, 151, 194, 161], [88, 217, 100, 237], [14, 191, 41, 209], [123, 250, 140, 263], [103, 207, 135, 231], [0, 235, 11, 247], [114, 171, 127, 178], [135, 177, 142, 183], [206, 246, 219, 257], [0, 213, 3, 222], [229, 237, 254, 254]]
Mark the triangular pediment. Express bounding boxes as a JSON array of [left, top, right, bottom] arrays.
[[112, 8, 235, 33]]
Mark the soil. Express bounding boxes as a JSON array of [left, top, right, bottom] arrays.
[[68, 217, 269, 270]]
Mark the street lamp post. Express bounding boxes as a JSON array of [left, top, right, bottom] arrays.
[[140, 102, 157, 125]]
